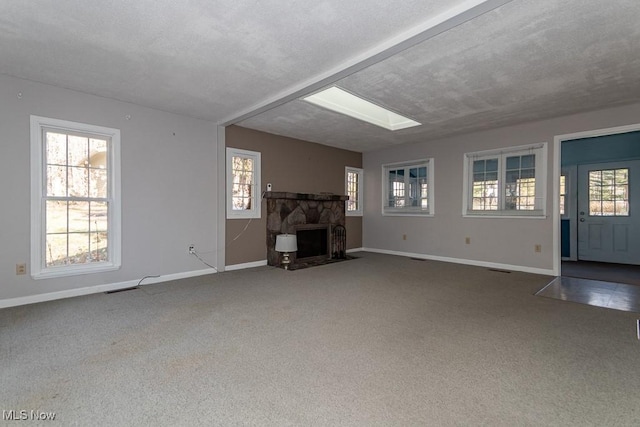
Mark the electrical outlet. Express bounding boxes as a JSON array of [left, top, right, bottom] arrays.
[[16, 263, 26, 275], [188, 245, 195, 254], [535, 244, 542, 253], [465, 237, 471, 244]]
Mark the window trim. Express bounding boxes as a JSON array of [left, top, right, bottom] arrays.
[[345, 166, 363, 217], [462, 143, 547, 218], [226, 147, 261, 219], [30, 115, 121, 279], [382, 158, 435, 217]]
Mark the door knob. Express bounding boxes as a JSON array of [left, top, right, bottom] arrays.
[[579, 211, 585, 216], [580, 218, 585, 222]]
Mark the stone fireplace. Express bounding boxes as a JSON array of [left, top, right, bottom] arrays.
[[266, 192, 348, 268]]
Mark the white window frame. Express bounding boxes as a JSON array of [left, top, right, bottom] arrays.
[[560, 171, 568, 219], [345, 166, 363, 217], [226, 147, 261, 219], [30, 115, 121, 279], [463, 143, 547, 218], [382, 158, 434, 216]]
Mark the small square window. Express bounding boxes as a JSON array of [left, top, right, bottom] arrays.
[[382, 159, 434, 216]]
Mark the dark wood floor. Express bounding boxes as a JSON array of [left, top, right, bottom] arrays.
[[536, 261, 640, 313], [561, 260, 640, 286]]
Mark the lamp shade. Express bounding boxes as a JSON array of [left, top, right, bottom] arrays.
[[275, 234, 297, 252]]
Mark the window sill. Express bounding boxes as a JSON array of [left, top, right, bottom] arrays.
[[383, 211, 434, 217], [227, 211, 261, 220], [32, 263, 121, 280], [463, 211, 547, 219], [346, 211, 363, 217]]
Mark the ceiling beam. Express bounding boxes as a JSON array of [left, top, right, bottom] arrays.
[[219, 0, 515, 126]]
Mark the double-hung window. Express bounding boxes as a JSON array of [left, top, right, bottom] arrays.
[[226, 147, 261, 219], [463, 143, 546, 217], [382, 159, 434, 216], [345, 167, 363, 216], [30, 116, 121, 279]]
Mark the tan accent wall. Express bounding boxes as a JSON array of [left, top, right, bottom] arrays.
[[225, 125, 362, 266]]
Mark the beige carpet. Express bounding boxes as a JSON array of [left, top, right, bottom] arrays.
[[1, 252, 639, 426]]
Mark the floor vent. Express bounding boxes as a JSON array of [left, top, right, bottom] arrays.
[[488, 268, 511, 274], [105, 286, 139, 294]]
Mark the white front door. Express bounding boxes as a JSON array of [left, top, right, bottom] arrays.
[[577, 160, 640, 264]]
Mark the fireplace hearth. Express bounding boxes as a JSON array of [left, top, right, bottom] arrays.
[[265, 192, 348, 268]]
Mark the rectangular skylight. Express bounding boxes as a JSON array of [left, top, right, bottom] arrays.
[[303, 86, 421, 131]]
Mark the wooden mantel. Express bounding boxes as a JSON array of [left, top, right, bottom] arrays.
[[264, 192, 348, 202]]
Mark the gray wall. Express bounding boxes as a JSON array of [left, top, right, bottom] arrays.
[[0, 74, 220, 302], [363, 102, 640, 273]]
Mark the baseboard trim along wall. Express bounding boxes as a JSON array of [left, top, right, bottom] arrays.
[[1, 249, 551, 308], [0, 268, 217, 309], [361, 247, 554, 276], [225, 260, 268, 271]]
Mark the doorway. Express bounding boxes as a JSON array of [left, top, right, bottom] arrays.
[[557, 126, 640, 285], [577, 160, 640, 264]]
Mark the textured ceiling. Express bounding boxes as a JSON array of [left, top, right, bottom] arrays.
[[2, 0, 640, 152], [0, 0, 460, 121], [240, 0, 640, 151]]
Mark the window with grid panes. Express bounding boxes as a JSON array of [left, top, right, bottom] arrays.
[[226, 148, 261, 219], [588, 168, 629, 216], [464, 144, 546, 217], [383, 159, 434, 216], [345, 167, 363, 216], [30, 116, 121, 279]]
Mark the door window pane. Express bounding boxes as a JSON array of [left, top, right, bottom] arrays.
[[589, 168, 629, 216]]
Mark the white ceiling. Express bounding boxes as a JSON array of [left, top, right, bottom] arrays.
[[2, 0, 640, 152]]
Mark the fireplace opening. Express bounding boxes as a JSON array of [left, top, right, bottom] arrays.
[[296, 225, 330, 262]]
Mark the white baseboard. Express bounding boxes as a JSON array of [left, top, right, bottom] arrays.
[[1, 249, 552, 309], [0, 268, 217, 309], [225, 260, 268, 271], [361, 247, 554, 276]]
